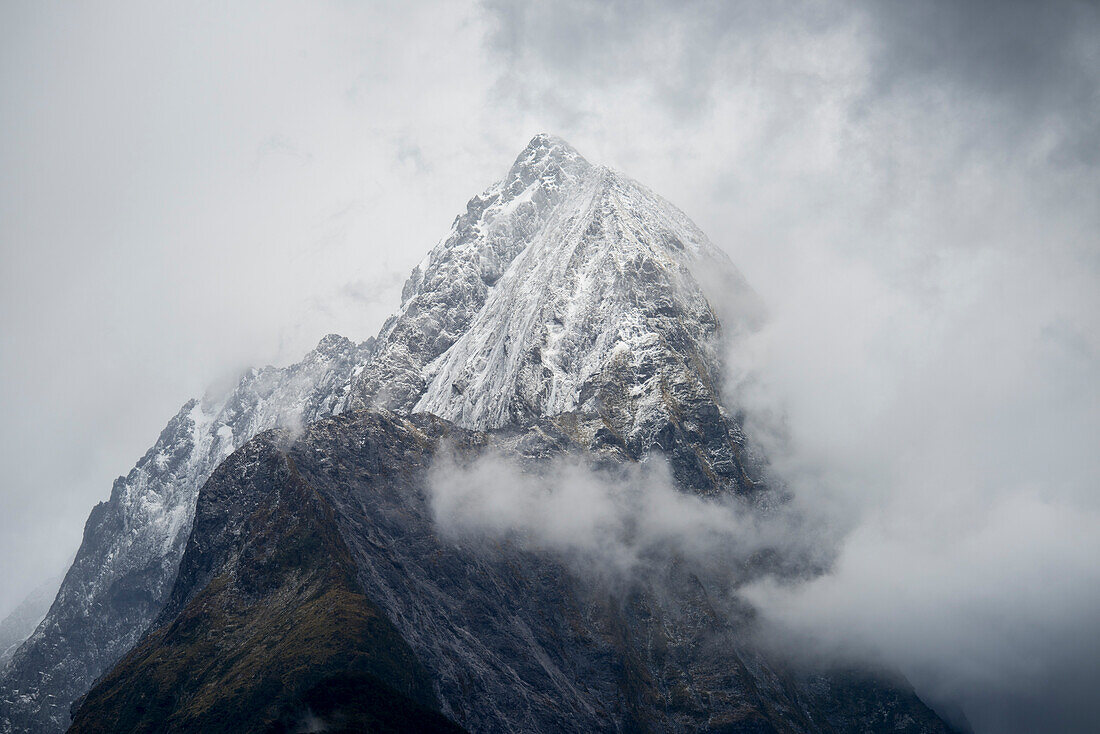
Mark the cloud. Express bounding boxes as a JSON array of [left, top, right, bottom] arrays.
[[861, 0, 1100, 163], [745, 493, 1100, 733], [427, 447, 832, 587], [715, 193, 1100, 732]]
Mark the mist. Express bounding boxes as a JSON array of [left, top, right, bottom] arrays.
[[727, 235, 1100, 732], [428, 449, 831, 580], [2, 2, 1097, 732]]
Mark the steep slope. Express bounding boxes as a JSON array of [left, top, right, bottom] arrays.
[[73, 411, 956, 733], [354, 134, 766, 496], [412, 159, 764, 496], [0, 336, 371, 734], [68, 429, 463, 734], [351, 134, 593, 412]]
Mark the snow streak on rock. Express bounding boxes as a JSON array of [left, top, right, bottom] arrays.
[[352, 134, 593, 411], [358, 133, 765, 494]]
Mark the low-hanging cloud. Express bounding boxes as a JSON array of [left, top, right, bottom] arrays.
[[717, 241, 1100, 733], [427, 449, 832, 583]]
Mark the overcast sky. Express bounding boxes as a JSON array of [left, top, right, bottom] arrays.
[[1, 2, 1097, 732]]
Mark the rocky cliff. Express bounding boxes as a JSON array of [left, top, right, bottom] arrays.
[[72, 411, 955, 733]]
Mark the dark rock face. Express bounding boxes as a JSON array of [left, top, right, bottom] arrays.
[[0, 337, 371, 734], [68, 429, 464, 734], [73, 411, 956, 734]]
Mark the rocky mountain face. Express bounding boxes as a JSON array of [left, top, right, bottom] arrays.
[[2, 134, 955, 733], [0, 337, 371, 733], [67, 425, 463, 734], [350, 134, 594, 414], [72, 411, 955, 733]]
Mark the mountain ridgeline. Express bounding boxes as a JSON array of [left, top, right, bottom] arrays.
[[0, 135, 956, 733]]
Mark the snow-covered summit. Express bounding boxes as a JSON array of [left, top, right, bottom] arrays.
[[354, 134, 594, 410], [355, 134, 762, 492]]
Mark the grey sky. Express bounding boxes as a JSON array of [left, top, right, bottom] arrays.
[[1, 2, 1097, 732]]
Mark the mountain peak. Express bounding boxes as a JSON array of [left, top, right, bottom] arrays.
[[503, 133, 591, 196], [351, 132, 763, 494], [520, 132, 579, 158]]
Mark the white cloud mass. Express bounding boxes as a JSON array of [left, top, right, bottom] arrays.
[[428, 450, 830, 578]]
